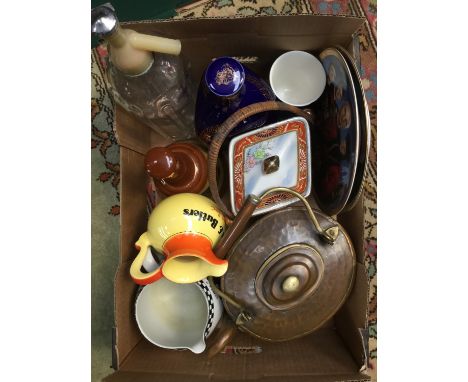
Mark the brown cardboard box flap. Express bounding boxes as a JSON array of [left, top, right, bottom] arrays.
[[105, 330, 369, 381], [104, 371, 369, 382], [338, 196, 366, 265], [119, 147, 147, 263], [113, 146, 148, 367], [334, 196, 369, 368], [335, 262, 369, 369], [122, 14, 365, 41]]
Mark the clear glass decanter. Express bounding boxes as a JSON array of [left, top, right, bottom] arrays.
[[91, 3, 196, 141]]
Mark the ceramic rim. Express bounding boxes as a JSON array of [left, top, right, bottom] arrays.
[[313, 47, 360, 216], [269, 50, 326, 107], [334, 45, 371, 212], [134, 279, 210, 352]]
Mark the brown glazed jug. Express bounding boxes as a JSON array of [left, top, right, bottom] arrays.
[[145, 142, 208, 196]]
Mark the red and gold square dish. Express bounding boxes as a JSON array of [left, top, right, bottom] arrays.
[[228, 117, 311, 216]]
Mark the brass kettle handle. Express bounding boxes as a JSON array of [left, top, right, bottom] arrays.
[[213, 188, 337, 265], [208, 277, 253, 326], [259, 187, 339, 245]]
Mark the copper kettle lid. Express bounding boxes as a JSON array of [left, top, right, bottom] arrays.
[[221, 206, 355, 342]]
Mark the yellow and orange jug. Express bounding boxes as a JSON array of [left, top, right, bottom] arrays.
[[130, 193, 228, 285]]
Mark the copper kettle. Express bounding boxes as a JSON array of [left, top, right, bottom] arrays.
[[208, 188, 355, 344], [206, 102, 356, 354]]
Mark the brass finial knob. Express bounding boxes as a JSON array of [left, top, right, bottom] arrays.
[[282, 275, 300, 293]]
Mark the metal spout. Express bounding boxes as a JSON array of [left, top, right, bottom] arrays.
[[91, 3, 118, 38]]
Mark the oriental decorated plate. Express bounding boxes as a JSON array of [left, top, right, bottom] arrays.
[[335, 45, 371, 212], [311, 48, 360, 216]]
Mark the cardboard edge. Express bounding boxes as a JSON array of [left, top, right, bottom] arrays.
[[102, 370, 370, 382], [113, 259, 147, 369], [358, 328, 370, 373], [338, 196, 366, 265], [122, 13, 367, 26], [111, 326, 118, 370], [334, 193, 369, 371], [350, 32, 362, 73], [334, 262, 369, 372], [111, 147, 148, 369], [103, 370, 370, 382]]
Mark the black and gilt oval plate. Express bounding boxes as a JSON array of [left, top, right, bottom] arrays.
[[311, 47, 360, 216], [335, 45, 371, 212]]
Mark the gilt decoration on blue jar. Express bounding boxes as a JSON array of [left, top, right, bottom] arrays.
[[195, 57, 276, 144]]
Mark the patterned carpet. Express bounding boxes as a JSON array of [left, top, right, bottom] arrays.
[[91, 1, 377, 381]]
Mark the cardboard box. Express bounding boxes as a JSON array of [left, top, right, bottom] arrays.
[[104, 14, 370, 382]]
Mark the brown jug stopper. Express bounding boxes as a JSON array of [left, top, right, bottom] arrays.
[[145, 142, 208, 196], [145, 147, 177, 179]]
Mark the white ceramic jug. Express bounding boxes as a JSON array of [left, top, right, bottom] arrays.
[[135, 277, 223, 354]]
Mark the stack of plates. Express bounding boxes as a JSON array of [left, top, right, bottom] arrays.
[[310, 46, 371, 216]]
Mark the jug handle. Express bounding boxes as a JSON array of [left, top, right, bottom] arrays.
[[130, 233, 164, 285], [208, 100, 315, 220]]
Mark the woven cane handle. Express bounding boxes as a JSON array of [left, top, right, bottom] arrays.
[[208, 101, 314, 219]]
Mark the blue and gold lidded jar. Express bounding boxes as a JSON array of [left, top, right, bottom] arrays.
[[195, 57, 276, 144]]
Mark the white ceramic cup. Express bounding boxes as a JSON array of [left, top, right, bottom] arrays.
[[135, 277, 223, 354], [269, 50, 326, 107]]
